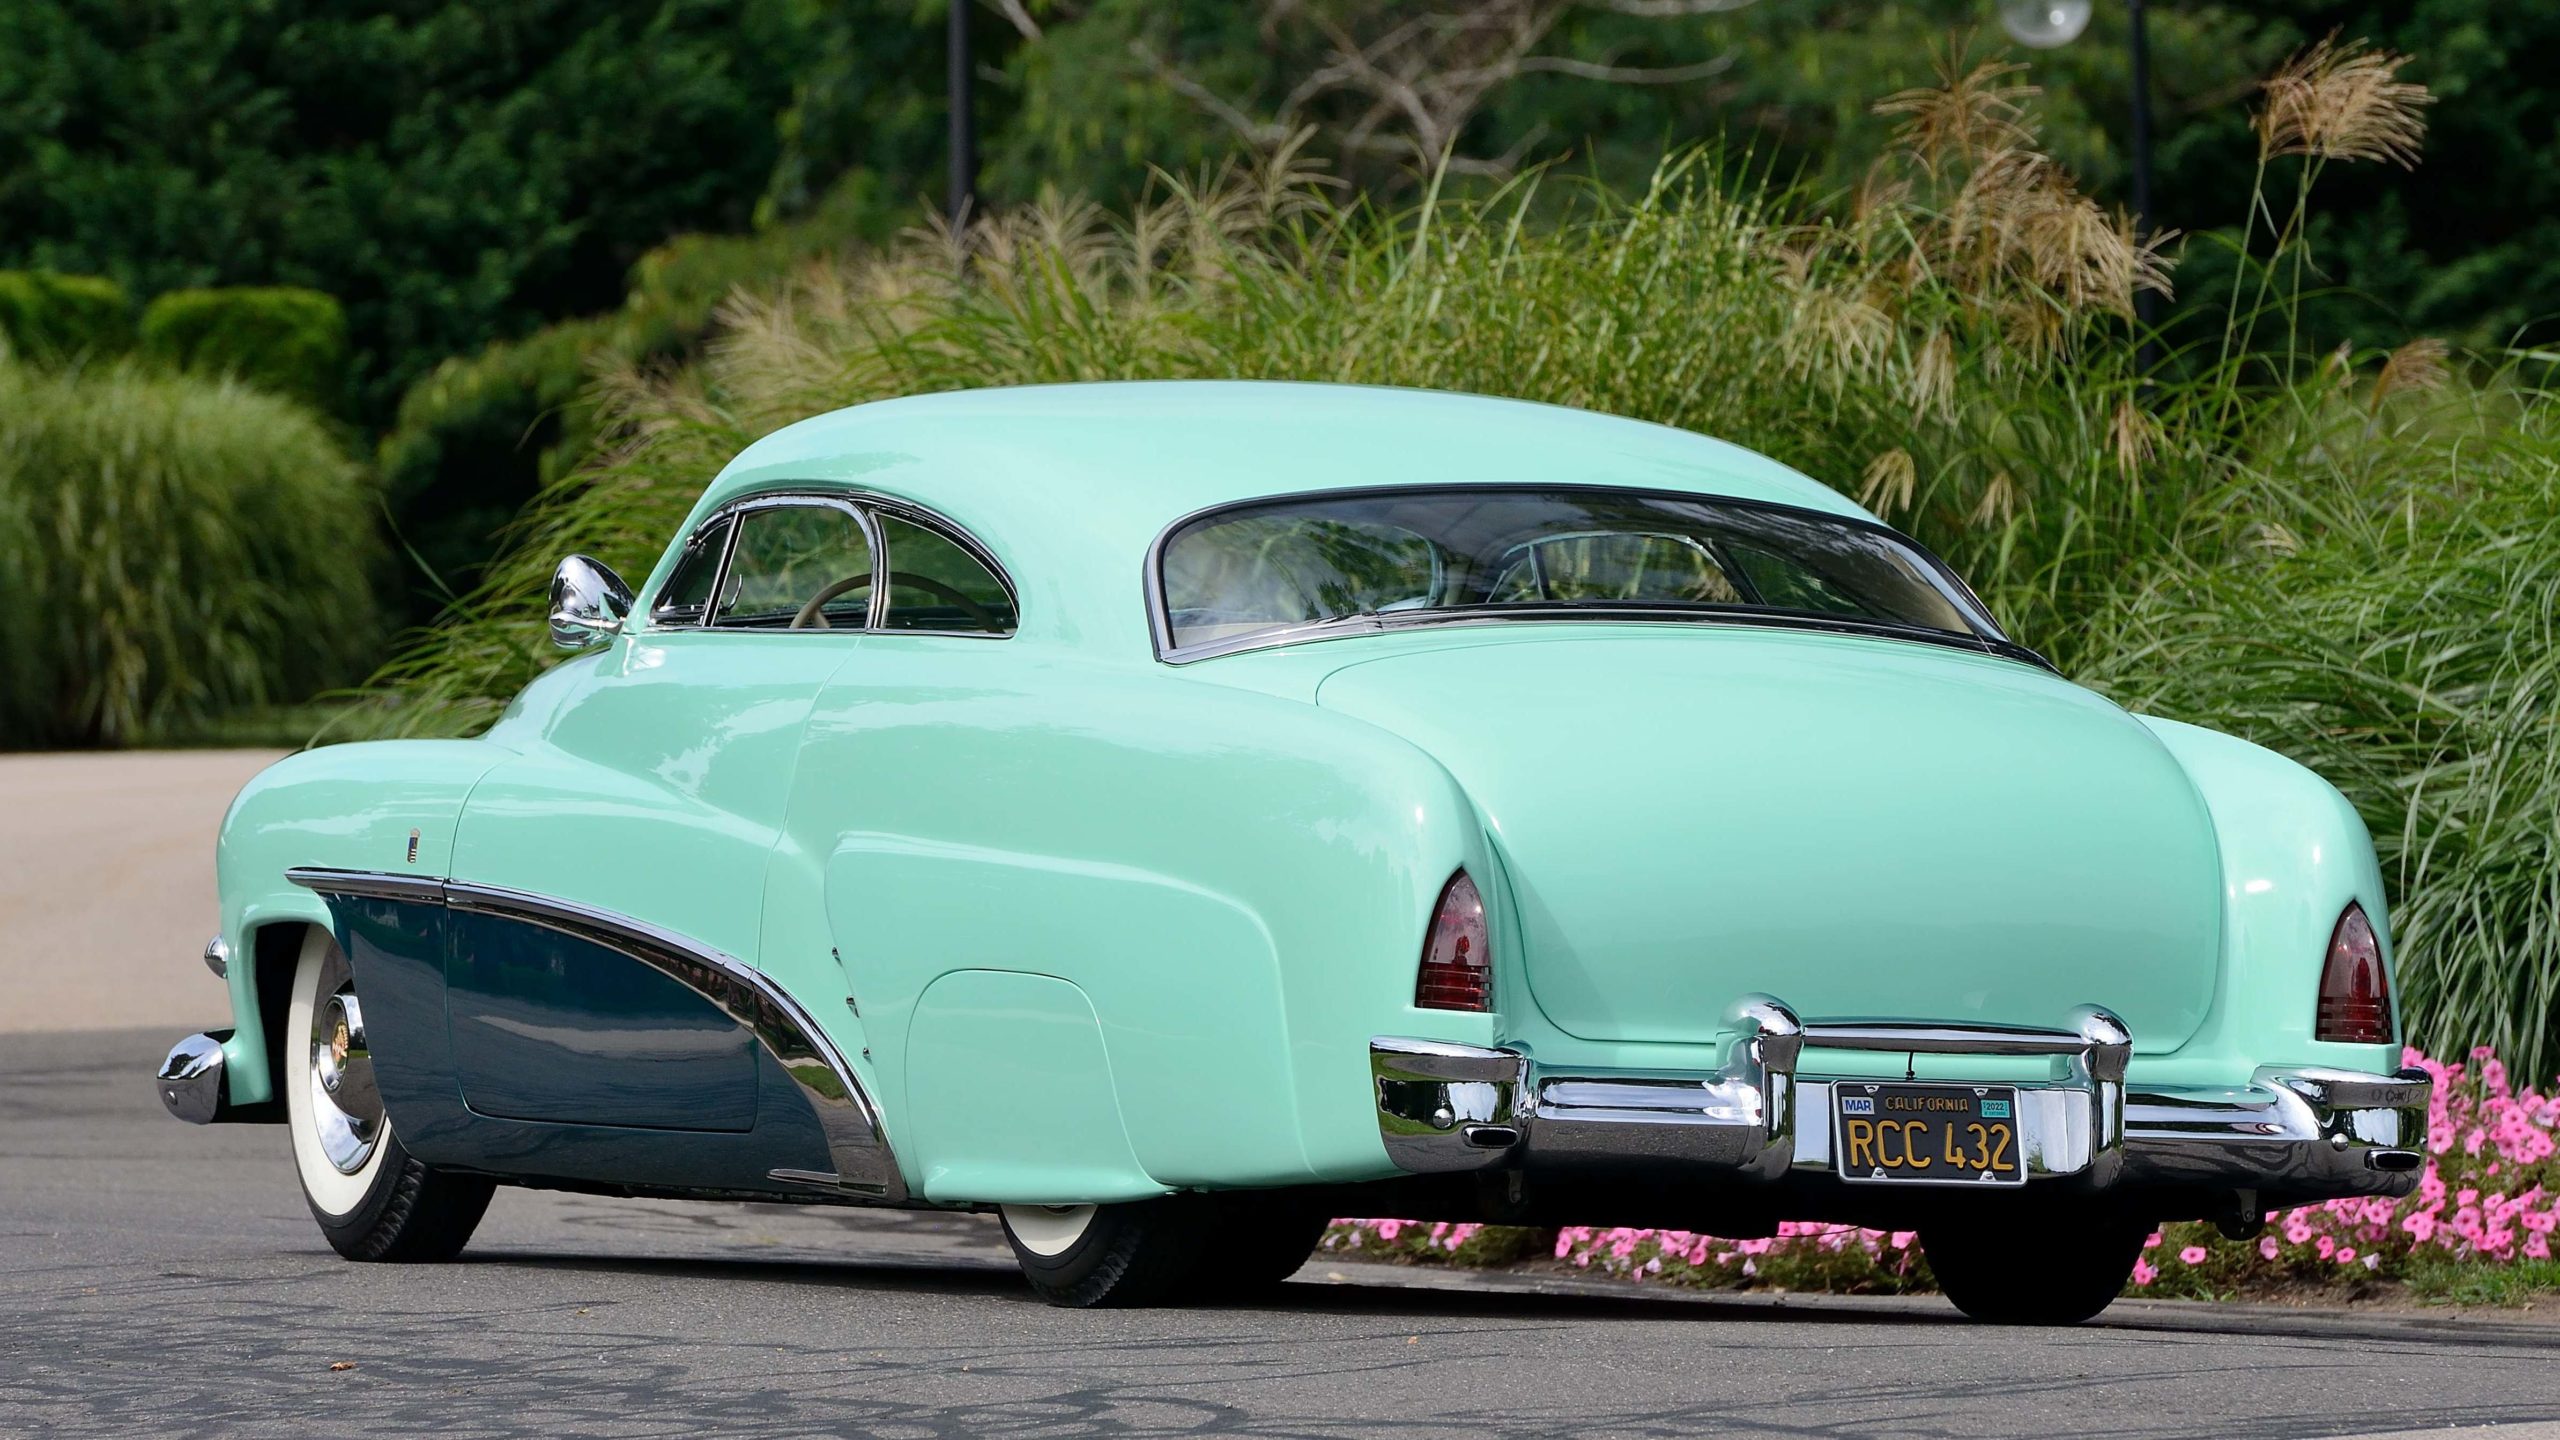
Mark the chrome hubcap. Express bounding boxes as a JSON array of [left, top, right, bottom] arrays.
[[306, 953, 382, 1175]]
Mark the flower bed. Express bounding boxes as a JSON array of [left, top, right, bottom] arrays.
[[1324, 1047, 2560, 1305]]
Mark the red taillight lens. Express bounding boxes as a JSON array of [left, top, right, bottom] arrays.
[[1416, 872, 1491, 1011], [2315, 902, 2392, 1044]]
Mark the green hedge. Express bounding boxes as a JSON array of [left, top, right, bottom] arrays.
[[0, 362, 380, 746], [0, 272, 133, 364], [139, 286, 349, 414]]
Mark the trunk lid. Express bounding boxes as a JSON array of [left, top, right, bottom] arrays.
[[1316, 628, 2222, 1053]]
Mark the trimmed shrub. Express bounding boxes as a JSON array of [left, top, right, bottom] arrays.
[[0, 272, 133, 365], [0, 362, 380, 746], [139, 286, 349, 414]]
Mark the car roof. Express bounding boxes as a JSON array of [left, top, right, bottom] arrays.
[[662, 381, 1871, 655]]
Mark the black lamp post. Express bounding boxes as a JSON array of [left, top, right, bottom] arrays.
[[948, 0, 977, 227]]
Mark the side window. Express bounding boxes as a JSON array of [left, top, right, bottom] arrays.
[[713, 504, 875, 629], [877, 513, 1017, 635], [650, 517, 733, 626]]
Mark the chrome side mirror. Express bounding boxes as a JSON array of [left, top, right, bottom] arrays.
[[549, 555, 634, 650]]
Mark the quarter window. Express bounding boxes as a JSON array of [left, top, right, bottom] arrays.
[[651, 516, 732, 626], [714, 504, 876, 629], [877, 514, 1017, 635]]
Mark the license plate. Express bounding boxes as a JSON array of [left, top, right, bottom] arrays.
[[1833, 1083, 2024, 1185]]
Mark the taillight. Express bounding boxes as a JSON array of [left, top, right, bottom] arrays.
[[2315, 902, 2392, 1044], [1415, 872, 1491, 1011]]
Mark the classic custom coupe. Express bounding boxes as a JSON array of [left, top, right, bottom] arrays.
[[160, 382, 2428, 1323]]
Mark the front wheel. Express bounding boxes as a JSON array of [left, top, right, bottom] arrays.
[[284, 926, 495, 1261], [1920, 1206, 2149, 1325]]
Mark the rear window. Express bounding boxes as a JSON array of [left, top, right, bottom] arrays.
[[1155, 488, 2007, 658]]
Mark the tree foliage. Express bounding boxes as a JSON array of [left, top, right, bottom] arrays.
[[0, 0, 827, 421], [986, 0, 2551, 354]]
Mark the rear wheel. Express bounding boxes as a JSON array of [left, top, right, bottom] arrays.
[[998, 1194, 1324, 1307], [284, 927, 494, 1262], [1921, 1206, 2148, 1325]]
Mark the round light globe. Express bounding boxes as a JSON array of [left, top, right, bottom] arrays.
[[1998, 0, 2092, 49]]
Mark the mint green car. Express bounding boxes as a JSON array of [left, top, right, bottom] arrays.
[[159, 382, 2428, 1322]]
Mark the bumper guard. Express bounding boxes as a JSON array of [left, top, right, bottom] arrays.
[[157, 1030, 232, 1124]]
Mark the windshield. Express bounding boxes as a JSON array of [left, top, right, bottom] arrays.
[[1154, 487, 2014, 659]]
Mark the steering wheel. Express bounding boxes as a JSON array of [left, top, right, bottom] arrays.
[[791, 571, 1006, 632], [792, 574, 872, 629]]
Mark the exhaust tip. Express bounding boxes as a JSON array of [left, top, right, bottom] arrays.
[[2367, 1149, 2423, 1174], [1462, 1125, 1522, 1150]]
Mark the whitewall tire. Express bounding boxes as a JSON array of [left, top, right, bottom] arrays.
[[282, 926, 495, 1261]]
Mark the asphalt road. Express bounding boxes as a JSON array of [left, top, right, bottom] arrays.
[[4, 1031, 2558, 1438]]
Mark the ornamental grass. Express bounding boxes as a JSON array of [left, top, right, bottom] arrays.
[[0, 360, 378, 746]]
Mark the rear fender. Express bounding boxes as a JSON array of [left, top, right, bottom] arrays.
[[2136, 716, 2401, 1080]]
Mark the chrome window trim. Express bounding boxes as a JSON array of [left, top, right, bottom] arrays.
[[285, 866, 907, 1203], [647, 488, 1018, 639], [1143, 483, 2048, 671], [702, 492, 880, 632], [648, 514, 740, 627]]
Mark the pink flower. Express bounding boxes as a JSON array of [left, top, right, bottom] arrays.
[[2131, 1258, 2157, 1287], [1413, 1045, 2560, 1303]]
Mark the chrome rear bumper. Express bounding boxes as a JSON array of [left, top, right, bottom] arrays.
[[1371, 995, 2429, 1205]]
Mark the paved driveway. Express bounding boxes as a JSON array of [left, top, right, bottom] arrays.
[[0, 749, 281, 1034]]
